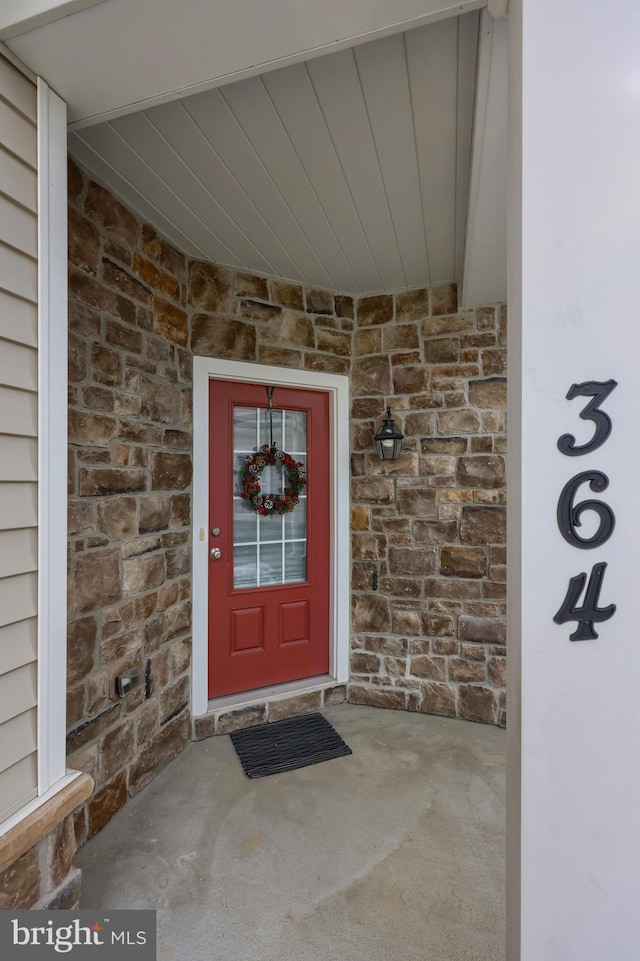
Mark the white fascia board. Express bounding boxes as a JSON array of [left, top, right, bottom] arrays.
[[0, 1, 104, 41]]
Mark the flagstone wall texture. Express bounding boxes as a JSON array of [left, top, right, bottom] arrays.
[[67, 161, 193, 845], [348, 292, 507, 726], [0, 814, 80, 909], [66, 158, 506, 842]]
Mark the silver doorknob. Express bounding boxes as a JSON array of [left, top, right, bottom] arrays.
[[210, 547, 222, 560]]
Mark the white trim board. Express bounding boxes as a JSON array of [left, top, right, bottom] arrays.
[[191, 357, 350, 718], [0, 1, 104, 42], [36, 77, 68, 793]]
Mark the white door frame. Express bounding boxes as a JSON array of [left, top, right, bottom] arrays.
[[191, 357, 351, 717]]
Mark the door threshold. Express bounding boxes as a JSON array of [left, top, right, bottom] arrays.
[[208, 674, 337, 712], [194, 675, 348, 740]]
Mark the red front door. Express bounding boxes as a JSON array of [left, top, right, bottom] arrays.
[[208, 380, 330, 698]]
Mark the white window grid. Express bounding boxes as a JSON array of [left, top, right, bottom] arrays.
[[232, 406, 307, 588]]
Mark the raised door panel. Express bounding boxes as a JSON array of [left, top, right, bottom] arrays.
[[230, 606, 265, 655]]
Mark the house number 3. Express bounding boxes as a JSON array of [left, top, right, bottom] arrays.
[[553, 380, 617, 640]]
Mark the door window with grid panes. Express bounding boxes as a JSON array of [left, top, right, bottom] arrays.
[[232, 407, 307, 589]]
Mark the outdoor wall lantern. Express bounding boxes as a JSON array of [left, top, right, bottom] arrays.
[[373, 406, 404, 461]]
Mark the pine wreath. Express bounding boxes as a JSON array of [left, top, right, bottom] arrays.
[[241, 444, 306, 516]]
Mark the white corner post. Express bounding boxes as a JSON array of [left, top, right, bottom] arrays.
[[37, 77, 69, 793], [507, 1, 640, 958]]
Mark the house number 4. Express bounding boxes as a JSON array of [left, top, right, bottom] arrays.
[[553, 380, 617, 641]]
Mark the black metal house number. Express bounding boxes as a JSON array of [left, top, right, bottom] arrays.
[[553, 380, 617, 641]]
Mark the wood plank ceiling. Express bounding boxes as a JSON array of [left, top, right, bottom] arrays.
[[69, 11, 481, 294]]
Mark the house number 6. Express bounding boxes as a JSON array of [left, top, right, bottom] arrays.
[[553, 380, 617, 641], [556, 470, 615, 549]]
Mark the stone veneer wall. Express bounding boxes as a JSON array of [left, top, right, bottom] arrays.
[[0, 775, 92, 909], [66, 157, 506, 844], [349, 290, 507, 727], [67, 160, 193, 844], [187, 271, 507, 727], [0, 815, 80, 909]]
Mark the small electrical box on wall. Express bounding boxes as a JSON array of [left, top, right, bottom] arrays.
[[114, 668, 140, 697]]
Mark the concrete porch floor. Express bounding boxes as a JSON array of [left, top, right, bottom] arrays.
[[75, 705, 506, 961]]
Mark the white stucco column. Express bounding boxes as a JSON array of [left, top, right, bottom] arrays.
[[507, 1, 640, 958]]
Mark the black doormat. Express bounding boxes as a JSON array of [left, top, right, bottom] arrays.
[[229, 712, 352, 778]]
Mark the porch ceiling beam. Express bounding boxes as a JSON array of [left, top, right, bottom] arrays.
[[0, 0, 104, 41], [460, 8, 508, 308], [5, 0, 484, 128]]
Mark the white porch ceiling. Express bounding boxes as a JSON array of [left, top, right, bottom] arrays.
[[5, 1, 507, 302], [69, 14, 481, 293]]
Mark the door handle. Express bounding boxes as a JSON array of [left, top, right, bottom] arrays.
[[210, 548, 222, 560]]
